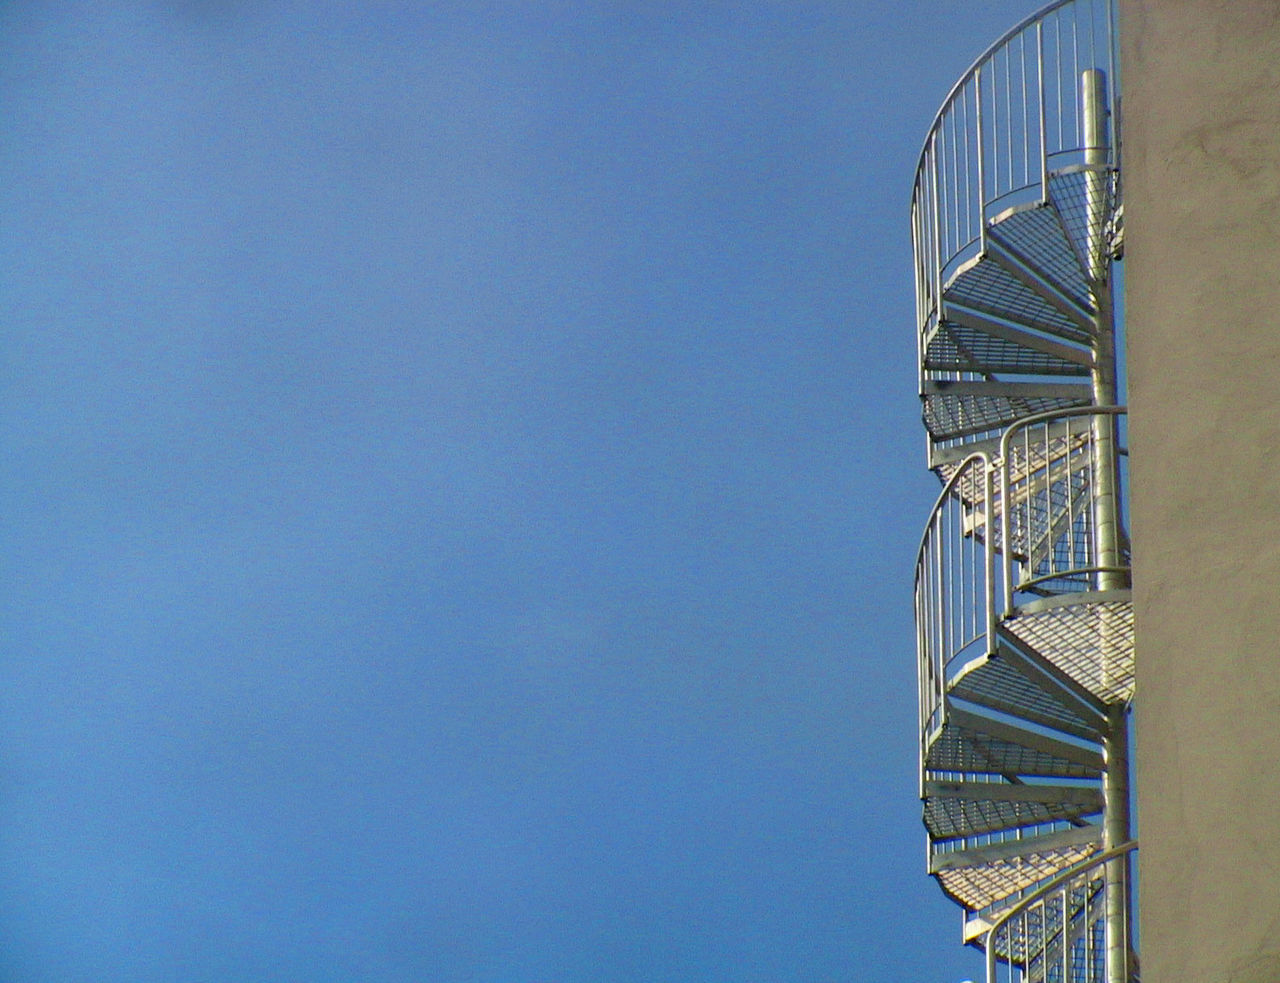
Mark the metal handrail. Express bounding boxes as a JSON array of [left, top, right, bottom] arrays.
[[910, 0, 1119, 376], [1018, 565, 1128, 592], [914, 407, 1130, 766], [914, 452, 994, 762], [997, 405, 1128, 613], [984, 840, 1137, 983]]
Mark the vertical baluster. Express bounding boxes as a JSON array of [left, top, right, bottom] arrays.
[[916, 562, 923, 730], [930, 513, 941, 727], [1021, 31, 1030, 189], [1061, 885, 1069, 983], [945, 113, 952, 270], [916, 544, 924, 743], [948, 498, 957, 675], [931, 135, 944, 354], [983, 458, 995, 653], [934, 509, 944, 715], [1023, 423, 1032, 588], [1004, 47, 1013, 193], [1057, 10, 1065, 155], [965, 81, 974, 248], [1085, 866, 1093, 983], [966, 481, 974, 649], [976, 65, 987, 253], [1038, 21, 1048, 201]]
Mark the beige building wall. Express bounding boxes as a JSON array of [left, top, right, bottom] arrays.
[[1121, 2, 1280, 982]]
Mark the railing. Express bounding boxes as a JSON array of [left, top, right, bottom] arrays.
[[998, 406, 1128, 611], [915, 408, 1128, 752], [911, 0, 1119, 396], [915, 453, 995, 757], [984, 840, 1137, 983]]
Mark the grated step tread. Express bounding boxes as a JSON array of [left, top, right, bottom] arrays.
[[923, 390, 1091, 443], [924, 318, 1090, 377], [933, 842, 1100, 915], [925, 718, 1102, 780], [987, 204, 1093, 311], [924, 784, 1101, 840], [949, 653, 1103, 742], [944, 258, 1092, 345], [1002, 599, 1135, 706]]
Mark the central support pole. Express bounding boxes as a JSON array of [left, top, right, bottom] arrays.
[[1083, 67, 1132, 983], [1083, 68, 1123, 592], [1102, 706, 1132, 983]]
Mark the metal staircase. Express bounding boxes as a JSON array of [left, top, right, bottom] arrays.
[[908, 3, 1136, 981]]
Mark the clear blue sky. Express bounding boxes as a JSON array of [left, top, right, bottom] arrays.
[[2, 2, 1037, 980]]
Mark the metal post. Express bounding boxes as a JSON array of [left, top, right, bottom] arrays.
[[976, 66, 987, 254], [931, 134, 945, 361], [1083, 66, 1131, 983], [1103, 705, 1132, 983], [1082, 68, 1110, 288], [983, 462, 995, 655], [1037, 22, 1048, 203], [1081, 69, 1122, 591]]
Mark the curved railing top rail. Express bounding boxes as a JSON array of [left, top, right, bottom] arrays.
[[915, 452, 994, 750], [913, 449, 992, 573], [985, 839, 1136, 939], [998, 404, 1128, 606], [997, 402, 1126, 458], [984, 839, 1137, 983], [912, 0, 1118, 192], [915, 0, 1086, 168], [910, 0, 1119, 318]]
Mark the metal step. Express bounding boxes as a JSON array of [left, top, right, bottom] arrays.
[[949, 649, 1106, 743], [930, 829, 1102, 914], [922, 379, 1093, 442], [985, 202, 1094, 313], [924, 777, 1102, 840], [924, 308, 1094, 378], [924, 705, 1103, 780], [943, 254, 1093, 346], [1001, 594, 1135, 707]]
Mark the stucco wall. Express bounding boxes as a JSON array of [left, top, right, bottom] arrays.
[[1120, 2, 1280, 981]]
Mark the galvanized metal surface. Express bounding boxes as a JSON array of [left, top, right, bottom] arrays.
[[984, 841, 1137, 983], [908, 1, 1134, 971]]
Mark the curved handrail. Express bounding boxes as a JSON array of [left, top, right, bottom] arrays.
[[911, 0, 1118, 215], [997, 405, 1128, 611], [914, 452, 994, 755], [911, 0, 1119, 382], [914, 0, 1081, 169], [984, 839, 1137, 983], [997, 404, 1126, 454]]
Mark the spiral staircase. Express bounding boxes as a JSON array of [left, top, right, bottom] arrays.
[[909, 3, 1136, 981]]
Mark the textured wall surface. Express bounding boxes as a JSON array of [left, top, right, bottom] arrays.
[[1121, 2, 1280, 982]]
